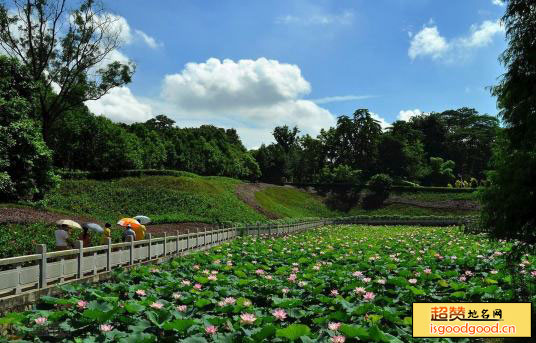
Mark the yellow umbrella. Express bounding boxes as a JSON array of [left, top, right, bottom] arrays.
[[55, 219, 82, 229]]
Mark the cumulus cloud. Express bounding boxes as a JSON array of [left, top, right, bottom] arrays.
[[85, 87, 153, 123], [160, 57, 337, 147], [398, 109, 423, 121], [408, 26, 449, 60], [275, 10, 354, 25], [371, 113, 391, 130], [408, 19, 504, 61], [135, 30, 162, 49], [492, 0, 505, 6]]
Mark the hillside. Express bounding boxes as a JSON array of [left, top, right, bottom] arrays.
[[0, 174, 480, 258]]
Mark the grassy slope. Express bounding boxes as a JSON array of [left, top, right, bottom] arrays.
[[255, 186, 479, 218], [255, 187, 342, 218], [45, 175, 265, 224]]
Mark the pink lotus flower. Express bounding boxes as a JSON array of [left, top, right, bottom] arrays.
[[34, 317, 47, 325], [150, 302, 163, 310], [205, 325, 218, 335], [459, 276, 467, 282], [203, 269, 210, 275], [330, 289, 339, 296], [172, 292, 181, 300], [332, 335, 346, 343], [354, 287, 366, 295], [243, 300, 252, 307], [272, 308, 287, 321], [255, 269, 265, 275], [240, 313, 256, 325], [265, 275, 273, 280], [211, 270, 218, 275], [181, 280, 191, 286], [150, 268, 159, 273], [362, 277, 371, 283], [193, 283, 202, 290], [177, 305, 187, 312], [77, 300, 88, 310], [282, 287, 290, 294], [298, 281, 307, 287], [208, 275, 217, 281], [377, 279, 386, 285], [135, 289, 146, 296], [490, 270, 498, 275], [99, 324, 113, 332], [363, 292, 375, 301], [465, 270, 473, 276], [353, 271, 363, 278], [193, 264, 200, 270], [531, 270, 536, 277], [408, 278, 418, 285], [328, 322, 341, 331], [288, 273, 297, 282], [224, 297, 236, 305], [423, 268, 432, 274]]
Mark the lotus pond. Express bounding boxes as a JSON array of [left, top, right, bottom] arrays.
[[1, 225, 534, 343]]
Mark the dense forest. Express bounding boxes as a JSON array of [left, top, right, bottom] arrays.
[[1, 53, 499, 202]]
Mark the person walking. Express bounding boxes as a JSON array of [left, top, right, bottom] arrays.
[[122, 224, 136, 242], [55, 224, 74, 250], [79, 226, 91, 248], [100, 223, 112, 245]]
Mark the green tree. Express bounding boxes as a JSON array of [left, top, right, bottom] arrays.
[[0, 56, 57, 200], [0, 0, 134, 142], [482, 0, 536, 241]]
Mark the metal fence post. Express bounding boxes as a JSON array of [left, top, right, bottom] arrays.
[[129, 236, 134, 265], [36, 244, 47, 289], [163, 232, 167, 257], [77, 241, 83, 279], [106, 238, 112, 271]]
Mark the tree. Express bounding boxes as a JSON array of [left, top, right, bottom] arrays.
[[0, 0, 134, 142], [273, 126, 299, 153], [482, 0, 536, 241], [421, 157, 455, 187], [0, 55, 57, 200]]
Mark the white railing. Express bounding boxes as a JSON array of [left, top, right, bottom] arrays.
[[0, 220, 326, 300]]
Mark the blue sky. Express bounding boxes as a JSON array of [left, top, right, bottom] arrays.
[[86, 0, 508, 148]]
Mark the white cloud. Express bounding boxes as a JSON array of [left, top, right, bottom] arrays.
[[160, 57, 337, 148], [408, 26, 449, 60], [135, 30, 162, 49], [398, 109, 423, 121], [459, 20, 505, 48], [492, 0, 505, 6], [408, 19, 504, 61], [276, 10, 354, 25], [311, 95, 375, 104], [371, 113, 391, 130], [85, 87, 153, 123]]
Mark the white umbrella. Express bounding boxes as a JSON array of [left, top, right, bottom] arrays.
[[55, 219, 82, 229], [82, 223, 104, 233], [134, 215, 151, 225]]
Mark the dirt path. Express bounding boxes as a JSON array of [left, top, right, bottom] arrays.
[[235, 183, 281, 219], [0, 207, 216, 237]]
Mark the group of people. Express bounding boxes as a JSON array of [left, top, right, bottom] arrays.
[[54, 222, 147, 251]]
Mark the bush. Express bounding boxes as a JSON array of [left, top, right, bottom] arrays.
[[470, 178, 478, 188], [363, 174, 393, 209], [455, 180, 463, 188]]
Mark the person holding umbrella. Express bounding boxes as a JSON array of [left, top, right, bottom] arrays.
[[55, 220, 81, 250], [122, 224, 136, 242], [79, 226, 91, 247]]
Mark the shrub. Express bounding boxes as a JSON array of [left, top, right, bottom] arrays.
[[470, 177, 478, 188], [363, 174, 393, 209], [455, 180, 463, 188]]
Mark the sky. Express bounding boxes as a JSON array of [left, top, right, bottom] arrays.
[[84, 0, 508, 148]]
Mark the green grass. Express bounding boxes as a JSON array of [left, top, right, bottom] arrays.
[[44, 175, 265, 224], [255, 186, 479, 218], [255, 186, 342, 218], [390, 190, 480, 202]]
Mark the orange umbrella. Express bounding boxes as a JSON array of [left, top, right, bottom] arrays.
[[117, 218, 141, 228]]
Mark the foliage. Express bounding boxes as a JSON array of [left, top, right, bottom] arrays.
[[2, 225, 532, 342], [363, 174, 393, 209], [482, 0, 536, 242], [44, 175, 265, 224], [0, 0, 134, 142], [421, 157, 455, 187], [0, 56, 58, 201]]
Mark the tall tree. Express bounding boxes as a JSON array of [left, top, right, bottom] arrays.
[[482, 0, 536, 241], [0, 0, 134, 142]]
